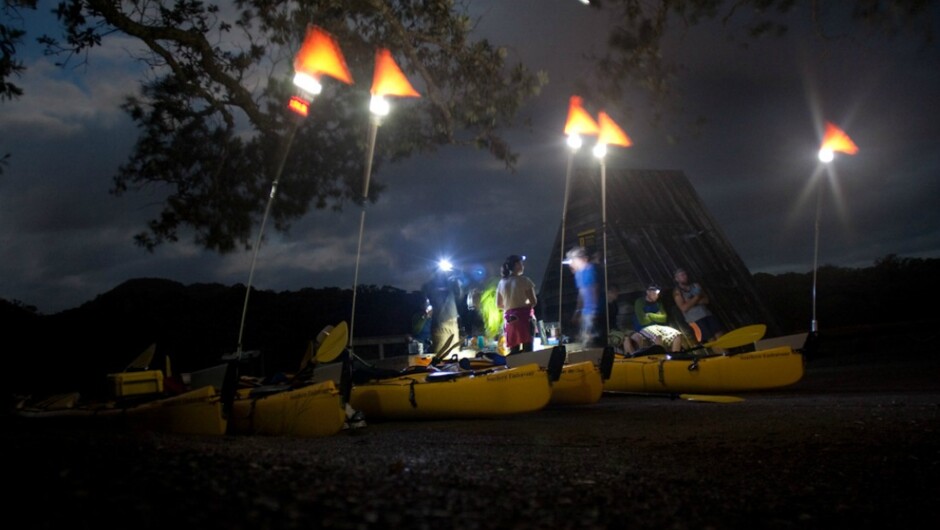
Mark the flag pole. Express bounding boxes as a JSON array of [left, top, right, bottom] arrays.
[[349, 114, 381, 351], [558, 147, 576, 338]]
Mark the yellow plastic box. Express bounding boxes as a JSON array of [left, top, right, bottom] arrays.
[[108, 370, 164, 398]]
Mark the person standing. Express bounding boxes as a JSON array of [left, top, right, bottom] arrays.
[[672, 268, 725, 345], [566, 247, 599, 346], [629, 284, 683, 352], [496, 254, 538, 353], [422, 267, 462, 355], [409, 299, 433, 353]]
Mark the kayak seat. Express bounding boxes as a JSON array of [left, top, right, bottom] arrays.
[[666, 350, 722, 361], [425, 371, 468, 383], [399, 366, 433, 376], [626, 344, 667, 358], [247, 384, 290, 398], [599, 346, 615, 380], [352, 365, 403, 384]]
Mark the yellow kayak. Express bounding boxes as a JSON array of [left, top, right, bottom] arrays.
[[604, 346, 805, 394], [349, 363, 552, 420]]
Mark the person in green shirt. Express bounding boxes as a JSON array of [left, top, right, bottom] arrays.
[[627, 284, 683, 353]]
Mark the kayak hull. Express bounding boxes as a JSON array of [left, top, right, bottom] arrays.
[[550, 361, 604, 405], [230, 380, 346, 438], [124, 385, 227, 436], [15, 386, 228, 436], [504, 348, 605, 405]]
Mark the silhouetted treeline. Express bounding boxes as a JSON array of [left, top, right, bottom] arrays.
[[4, 254, 939, 398], [751, 254, 940, 333]]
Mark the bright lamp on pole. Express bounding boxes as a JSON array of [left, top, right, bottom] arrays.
[[349, 48, 421, 350], [810, 122, 858, 334], [593, 110, 632, 344], [236, 25, 352, 354]]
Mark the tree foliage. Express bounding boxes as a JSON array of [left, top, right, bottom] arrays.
[[1, 1, 36, 102], [0, 0, 37, 176], [15, 0, 545, 252], [580, 0, 938, 131]]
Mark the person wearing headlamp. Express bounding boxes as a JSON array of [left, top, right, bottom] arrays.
[[422, 260, 463, 354], [628, 284, 683, 353]]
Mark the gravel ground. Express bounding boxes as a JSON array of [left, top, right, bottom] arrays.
[[5, 351, 939, 530]]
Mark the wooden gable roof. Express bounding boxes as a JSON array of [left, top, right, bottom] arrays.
[[537, 167, 781, 342]]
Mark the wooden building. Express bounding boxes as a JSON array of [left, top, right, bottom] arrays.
[[537, 167, 780, 344]]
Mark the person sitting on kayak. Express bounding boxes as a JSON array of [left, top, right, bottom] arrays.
[[629, 284, 683, 353], [672, 268, 725, 348], [496, 254, 538, 354]]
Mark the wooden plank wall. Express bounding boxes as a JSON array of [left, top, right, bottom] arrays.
[[537, 167, 781, 342]]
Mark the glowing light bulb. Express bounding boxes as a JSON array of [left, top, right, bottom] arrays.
[[369, 94, 390, 116], [567, 134, 583, 150]]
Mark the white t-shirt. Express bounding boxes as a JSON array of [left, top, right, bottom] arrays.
[[497, 275, 536, 310]]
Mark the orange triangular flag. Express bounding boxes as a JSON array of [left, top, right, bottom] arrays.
[[820, 121, 858, 155], [597, 111, 632, 147], [371, 49, 420, 98], [563, 96, 599, 136], [294, 25, 353, 84]]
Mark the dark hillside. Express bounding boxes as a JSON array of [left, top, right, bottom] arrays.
[[752, 255, 939, 334], [8, 279, 426, 397]]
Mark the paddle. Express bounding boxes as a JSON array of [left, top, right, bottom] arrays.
[[429, 333, 460, 366], [297, 340, 316, 374], [546, 345, 566, 383], [315, 321, 349, 363], [608, 391, 744, 404], [124, 343, 157, 372], [680, 393, 744, 403], [292, 321, 349, 380], [703, 324, 766, 350]]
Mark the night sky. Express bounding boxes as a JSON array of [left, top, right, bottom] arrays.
[[2, 1, 938, 314]]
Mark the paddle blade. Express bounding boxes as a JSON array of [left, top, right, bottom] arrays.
[[546, 345, 566, 383], [679, 394, 745, 404], [298, 340, 315, 372], [125, 344, 156, 372], [316, 321, 348, 363], [704, 324, 767, 350], [599, 346, 614, 381], [431, 333, 457, 364]]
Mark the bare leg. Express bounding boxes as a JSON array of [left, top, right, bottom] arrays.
[[624, 334, 635, 354], [629, 332, 648, 353], [670, 334, 682, 352]]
